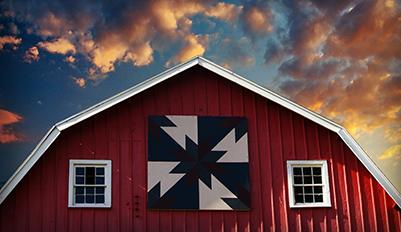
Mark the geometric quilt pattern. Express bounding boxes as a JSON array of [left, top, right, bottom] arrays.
[[148, 115, 250, 210]]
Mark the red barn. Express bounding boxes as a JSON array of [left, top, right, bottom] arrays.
[[0, 57, 400, 231]]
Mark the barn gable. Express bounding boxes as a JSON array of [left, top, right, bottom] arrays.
[[0, 56, 400, 211]]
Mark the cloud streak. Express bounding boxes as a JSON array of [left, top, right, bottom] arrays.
[[38, 38, 76, 55], [0, 109, 23, 143], [0, 36, 21, 50]]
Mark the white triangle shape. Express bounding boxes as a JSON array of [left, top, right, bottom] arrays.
[[212, 129, 248, 163], [161, 116, 198, 149], [148, 161, 185, 197], [199, 174, 237, 210]]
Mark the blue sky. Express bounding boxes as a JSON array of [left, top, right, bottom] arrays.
[[0, 0, 400, 191]]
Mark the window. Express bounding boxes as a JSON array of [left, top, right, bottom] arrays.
[[68, 160, 111, 208], [287, 160, 331, 208]]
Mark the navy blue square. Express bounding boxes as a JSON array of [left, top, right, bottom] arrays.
[[148, 116, 250, 210]]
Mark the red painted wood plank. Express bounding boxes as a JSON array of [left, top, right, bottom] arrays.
[[14, 177, 29, 231], [373, 180, 387, 230], [106, 107, 121, 232], [54, 137, 69, 231], [120, 139, 133, 231], [41, 147, 57, 232], [131, 97, 146, 232], [343, 144, 364, 232], [107, 140, 120, 232], [386, 194, 401, 231], [243, 91, 263, 232], [0, 189, 15, 231], [194, 72, 208, 116], [332, 134, 351, 231], [268, 102, 289, 231], [359, 165, 377, 230], [377, 186, 390, 231], [28, 153, 42, 232], [256, 97, 275, 231]]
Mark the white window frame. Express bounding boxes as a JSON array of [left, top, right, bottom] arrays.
[[68, 159, 112, 208], [287, 160, 331, 208]]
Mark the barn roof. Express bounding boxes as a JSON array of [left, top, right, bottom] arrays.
[[1, 56, 400, 207]]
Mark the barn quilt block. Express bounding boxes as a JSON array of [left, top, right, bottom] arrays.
[[148, 115, 250, 210]]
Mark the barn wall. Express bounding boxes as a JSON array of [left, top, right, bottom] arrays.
[[1, 66, 400, 231]]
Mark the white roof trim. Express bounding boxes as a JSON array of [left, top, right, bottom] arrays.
[[0, 56, 400, 208]]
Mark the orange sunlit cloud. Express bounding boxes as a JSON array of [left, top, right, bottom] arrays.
[[0, 36, 22, 50], [23, 46, 40, 63], [38, 38, 76, 55], [0, 109, 23, 143]]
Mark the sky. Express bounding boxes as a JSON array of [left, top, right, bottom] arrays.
[[0, 0, 400, 192]]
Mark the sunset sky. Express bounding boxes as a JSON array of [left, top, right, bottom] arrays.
[[0, 0, 400, 191]]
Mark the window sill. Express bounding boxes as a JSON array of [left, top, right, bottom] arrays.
[[289, 203, 331, 208], [68, 203, 111, 208]]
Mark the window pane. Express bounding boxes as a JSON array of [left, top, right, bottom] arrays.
[[313, 176, 322, 184], [96, 187, 105, 194], [95, 177, 105, 185], [314, 186, 323, 194], [76, 167, 84, 175], [294, 186, 303, 194], [294, 176, 303, 184], [86, 187, 94, 194], [314, 194, 323, 202], [86, 176, 95, 184], [303, 167, 312, 175], [312, 167, 321, 175], [76, 176, 84, 185], [75, 187, 84, 194], [86, 195, 94, 203], [304, 176, 312, 184], [75, 195, 84, 203], [305, 194, 313, 203], [96, 167, 105, 176], [86, 167, 95, 176], [295, 194, 304, 203], [86, 167, 95, 184], [96, 195, 105, 203], [304, 186, 313, 194], [293, 167, 302, 175]]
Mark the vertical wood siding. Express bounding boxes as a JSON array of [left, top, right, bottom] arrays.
[[1, 66, 400, 231]]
